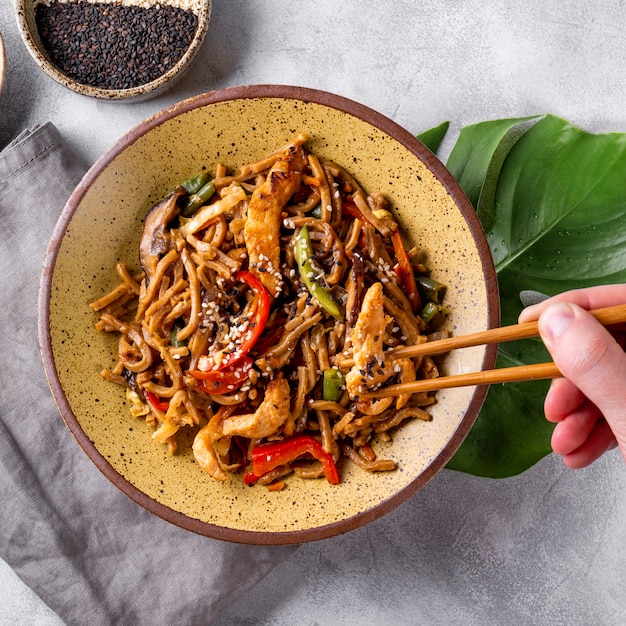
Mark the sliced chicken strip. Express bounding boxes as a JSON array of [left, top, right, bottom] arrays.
[[244, 145, 308, 297]]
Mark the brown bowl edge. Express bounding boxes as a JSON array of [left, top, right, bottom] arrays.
[[38, 85, 500, 544]]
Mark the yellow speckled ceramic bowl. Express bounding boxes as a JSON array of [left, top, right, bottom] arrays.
[[15, 0, 211, 101], [39, 86, 499, 544]]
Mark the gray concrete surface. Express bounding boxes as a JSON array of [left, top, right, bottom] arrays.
[[2, 1, 626, 624]]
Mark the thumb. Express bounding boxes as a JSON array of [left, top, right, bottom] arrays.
[[538, 301, 626, 452]]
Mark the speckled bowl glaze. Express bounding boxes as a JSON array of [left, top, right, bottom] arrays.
[[39, 86, 499, 544], [15, 0, 211, 101]]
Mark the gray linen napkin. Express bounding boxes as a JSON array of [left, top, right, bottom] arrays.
[[0, 123, 297, 625]]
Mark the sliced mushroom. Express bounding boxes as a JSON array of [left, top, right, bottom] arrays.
[[139, 186, 186, 278], [344, 249, 364, 326]]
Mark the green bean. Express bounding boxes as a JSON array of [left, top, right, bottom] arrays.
[[416, 276, 446, 304], [310, 204, 323, 219], [322, 369, 344, 402], [182, 180, 216, 217], [294, 225, 343, 320], [420, 301, 440, 324], [182, 171, 210, 195], [170, 318, 187, 347]]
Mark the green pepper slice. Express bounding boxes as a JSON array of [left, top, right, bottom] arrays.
[[323, 369, 344, 402], [420, 301, 440, 324], [182, 171, 210, 195], [294, 225, 343, 320], [416, 276, 446, 304], [182, 180, 216, 217], [170, 317, 187, 347]]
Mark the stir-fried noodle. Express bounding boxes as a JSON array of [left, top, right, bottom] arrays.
[[90, 134, 447, 488]]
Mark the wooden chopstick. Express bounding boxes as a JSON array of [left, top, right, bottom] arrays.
[[359, 303, 626, 399], [360, 362, 562, 398], [388, 303, 626, 360]]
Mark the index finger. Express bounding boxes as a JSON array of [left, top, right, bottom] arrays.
[[519, 284, 626, 323]]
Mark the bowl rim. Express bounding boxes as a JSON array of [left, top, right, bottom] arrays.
[[39, 85, 500, 544], [15, 0, 212, 100], [0, 32, 5, 95]]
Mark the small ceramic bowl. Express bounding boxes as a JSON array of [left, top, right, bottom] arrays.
[[39, 85, 499, 544], [15, 0, 211, 101]]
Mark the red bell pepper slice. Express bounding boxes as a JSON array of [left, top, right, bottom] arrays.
[[190, 356, 253, 395], [146, 391, 170, 411], [344, 202, 419, 311], [341, 201, 368, 250], [200, 270, 271, 371], [342, 200, 369, 223], [244, 435, 340, 485], [220, 270, 270, 368], [250, 310, 287, 357], [390, 230, 421, 313]]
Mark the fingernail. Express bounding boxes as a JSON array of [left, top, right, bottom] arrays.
[[540, 302, 575, 342]]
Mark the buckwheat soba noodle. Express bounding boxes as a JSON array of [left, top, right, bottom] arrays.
[[90, 133, 447, 490]]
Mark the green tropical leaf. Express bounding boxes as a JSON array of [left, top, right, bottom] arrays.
[[446, 114, 626, 477], [446, 115, 542, 227], [416, 121, 450, 154]]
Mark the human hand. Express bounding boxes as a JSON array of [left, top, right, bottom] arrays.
[[518, 285, 626, 468]]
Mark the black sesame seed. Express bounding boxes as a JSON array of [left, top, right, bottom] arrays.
[[34, 1, 199, 90]]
